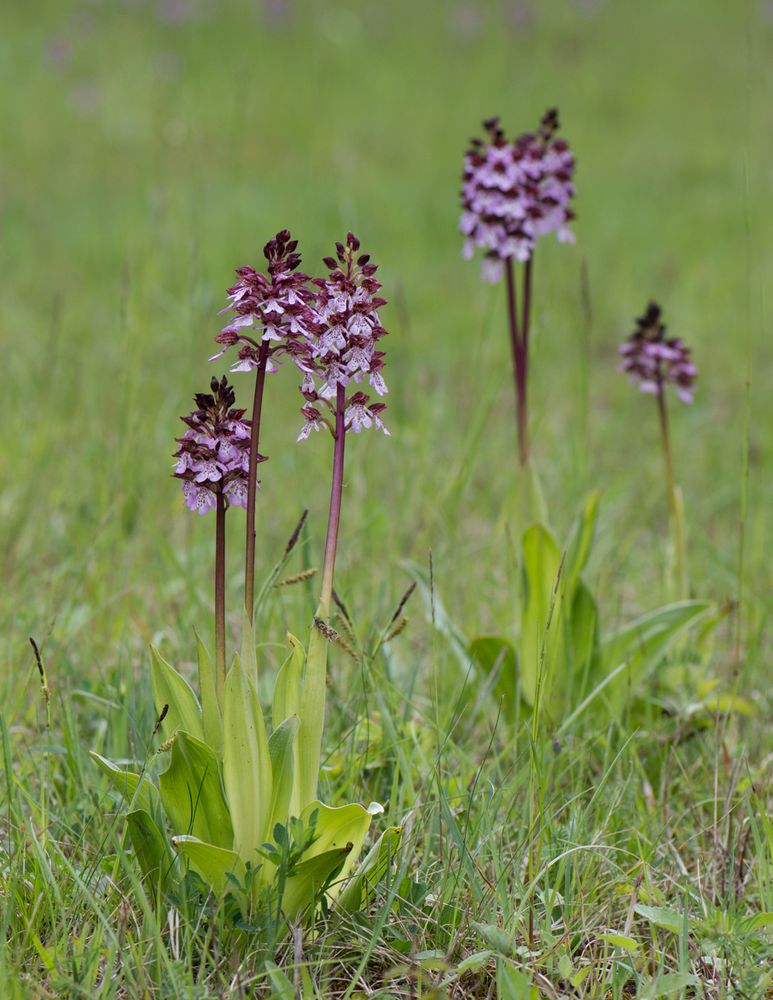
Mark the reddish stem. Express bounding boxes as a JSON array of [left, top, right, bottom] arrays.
[[244, 339, 270, 622], [215, 491, 226, 700], [506, 257, 528, 466]]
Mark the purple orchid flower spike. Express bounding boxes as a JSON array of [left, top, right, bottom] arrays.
[[460, 109, 576, 466]]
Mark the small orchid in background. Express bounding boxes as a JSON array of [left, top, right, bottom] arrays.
[[619, 302, 697, 597], [460, 109, 576, 465], [212, 229, 315, 620]]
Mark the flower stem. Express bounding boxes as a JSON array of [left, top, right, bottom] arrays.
[[244, 340, 270, 623], [215, 491, 226, 703], [297, 384, 347, 809], [318, 384, 347, 616], [505, 257, 528, 467], [656, 388, 676, 518], [519, 254, 534, 466], [656, 388, 688, 597]]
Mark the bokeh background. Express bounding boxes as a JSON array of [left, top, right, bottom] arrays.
[[2, 0, 770, 692]]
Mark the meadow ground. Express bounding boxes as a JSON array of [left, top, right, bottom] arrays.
[[1, 0, 772, 996]]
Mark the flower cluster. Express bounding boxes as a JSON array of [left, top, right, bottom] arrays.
[[211, 229, 314, 374], [460, 109, 576, 281], [619, 303, 698, 403], [173, 377, 260, 514], [298, 233, 389, 440]]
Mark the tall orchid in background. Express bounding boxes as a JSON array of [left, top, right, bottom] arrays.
[[212, 230, 314, 621], [296, 232, 390, 808], [460, 109, 576, 465], [619, 302, 697, 597]]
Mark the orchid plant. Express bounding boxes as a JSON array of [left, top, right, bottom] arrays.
[[460, 109, 576, 466], [91, 232, 399, 929], [619, 301, 697, 598]]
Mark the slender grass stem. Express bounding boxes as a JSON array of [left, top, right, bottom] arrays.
[[244, 340, 270, 622], [215, 492, 226, 703]]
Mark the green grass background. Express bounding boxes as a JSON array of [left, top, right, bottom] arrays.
[[1, 0, 771, 996]]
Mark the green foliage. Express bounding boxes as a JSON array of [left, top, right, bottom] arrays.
[[92, 627, 399, 931]]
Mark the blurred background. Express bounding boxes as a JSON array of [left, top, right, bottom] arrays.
[[1, 0, 770, 690]]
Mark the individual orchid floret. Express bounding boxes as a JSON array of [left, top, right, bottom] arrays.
[[460, 109, 576, 282], [619, 302, 698, 403], [297, 233, 390, 439], [211, 229, 315, 373], [173, 376, 261, 515]]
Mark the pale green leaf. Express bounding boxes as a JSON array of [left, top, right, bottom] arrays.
[[223, 616, 272, 862], [299, 800, 372, 900], [90, 751, 159, 817], [126, 809, 172, 892], [635, 904, 682, 933], [338, 825, 402, 913], [195, 630, 222, 753], [519, 523, 565, 707], [158, 731, 232, 848], [598, 932, 639, 952], [150, 646, 203, 741], [272, 633, 304, 729], [171, 834, 245, 898], [282, 845, 352, 921], [267, 715, 299, 834]]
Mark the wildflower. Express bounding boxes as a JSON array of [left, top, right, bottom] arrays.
[[298, 232, 390, 439], [211, 230, 315, 373], [619, 302, 696, 598], [460, 109, 576, 282], [619, 302, 698, 403], [173, 377, 260, 515]]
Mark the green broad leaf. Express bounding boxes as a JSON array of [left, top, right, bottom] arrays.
[[272, 633, 304, 729], [635, 904, 682, 934], [171, 835, 245, 898], [296, 618, 328, 812], [263, 961, 295, 1000], [158, 731, 232, 848], [472, 921, 514, 956], [299, 800, 372, 899], [496, 960, 538, 999], [519, 523, 565, 708], [468, 636, 518, 722], [195, 630, 222, 753], [150, 646, 203, 742], [569, 580, 600, 690], [598, 932, 639, 952], [337, 825, 402, 913], [563, 491, 599, 596], [223, 615, 272, 863], [282, 845, 352, 921], [126, 809, 172, 892], [89, 751, 159, 818], [602, 601, 716, 709], [267, 715, 299, 835], [643, 972, 698, 997]]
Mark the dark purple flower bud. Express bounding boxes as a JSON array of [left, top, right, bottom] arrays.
[[460, 108, 577, 281], [618, 302, 697, 403]]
